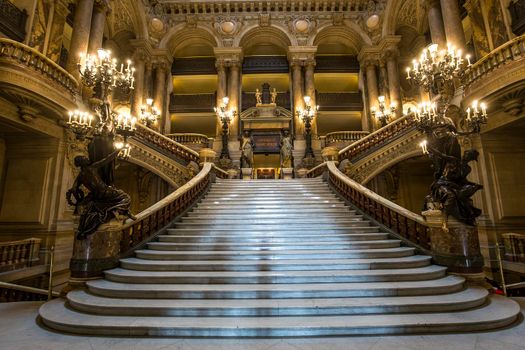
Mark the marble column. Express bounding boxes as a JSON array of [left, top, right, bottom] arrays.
[[153, 62, 168, 132], [87, 1, 108, 55], [440, 0, 467, 50], [143, 62, 153, 101], [291, 61, 304, 137], [227, 62, 240, 139], [425, 0, 447, 47], [216, 62, 228, 137], [386, 50, 402, 118], [163, 72, 172, 134], [130, 52, 145, 118], [304, 59, 317, 136], [66, 0, 94, 76], [365, 61, 380, 129]]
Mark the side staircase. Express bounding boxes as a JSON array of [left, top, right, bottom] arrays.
[[40, 178, 520, 336]]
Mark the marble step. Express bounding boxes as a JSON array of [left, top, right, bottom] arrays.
[[40, 295, 520, 337], [195, 203, 349, 210], [179, 217, 365, 225], [155, 233, 390, 243], [135, 247, 415, 260], [185, 213, 356, 219], [197, 199, 345, 205], [173, 222, 373, 230], [66, 287, 488, 317], [120, 255, 432, 271], [85, 275, 465, 299], [166, 227, 382, 235], [206, 191, 336, 196], [149, 240, 401, 251], [104, 265, 447, 284], [190, 208, 354, 214]]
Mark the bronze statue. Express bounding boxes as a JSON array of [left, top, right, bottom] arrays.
[[280, 129, 293, 168], [67, 149, 135, 240], [421, 120, 483, 226], [240, 130, 254, 168]]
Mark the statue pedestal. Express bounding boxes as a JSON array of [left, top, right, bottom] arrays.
[[322, 146, 339, 162], [199, 148, 216, 164], [241, 168, 253, 180], [423, 209, 485, 282], [69, 219, 123, 282], [281, 168, 294, 180], [296, 168, 308, 178], [227, 169, 239, 179]]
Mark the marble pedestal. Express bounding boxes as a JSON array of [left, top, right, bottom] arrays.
[[281, 168, 294, 180], [241, 168, 253, 180], [69, 219, 123, 281], [423, 209, 484, 280]]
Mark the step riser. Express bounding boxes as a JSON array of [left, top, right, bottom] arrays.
[[173, 223, 372, 229], [166, 228, 382, 234], [154, 235, 389, 243], [180, 218, 363, 223], [120, 260, 431, 272], [185, 214, 358, 219], [144, 243, 401, 251]]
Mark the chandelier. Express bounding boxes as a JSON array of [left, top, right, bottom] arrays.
[[140, 98, 160, 127], [371, 95, 396, 127], [296, 95, 318, 159], [67, 49, 136, 140], [214, 96, 236, 159]]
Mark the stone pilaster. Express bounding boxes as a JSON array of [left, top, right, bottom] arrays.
[[130, 50, 146, 118], [87, 0, 110, 55], [144, 61, 153, 101], [215, 60, 228, 137], [385, 48, 402, 119], [424, 0, 447, 47], [153, 53, 172, 133], [66, 0, 95, 77], [440, 0, 467, 51]]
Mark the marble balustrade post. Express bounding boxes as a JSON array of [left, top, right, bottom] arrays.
[[440, 0, 467, 50], [66, 0, 95, 77], [425, 0, 447, 47], [227, 62, 240, 139], [291, 61, 304, 137]]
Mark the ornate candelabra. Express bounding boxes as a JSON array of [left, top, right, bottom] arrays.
[[406, 43, 488, 226], [296, 95, 318, 159], [214, 96, 236, 159], [140, 98, 160, 127], [371, 95, 396, 127]]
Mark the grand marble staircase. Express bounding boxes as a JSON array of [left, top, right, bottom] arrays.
[[39, 178, 520, 336]]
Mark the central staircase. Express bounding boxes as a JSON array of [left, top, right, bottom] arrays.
[[40, 178, 519, 336]]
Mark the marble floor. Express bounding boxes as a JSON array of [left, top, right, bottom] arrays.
[[1, 300, 525, 350]]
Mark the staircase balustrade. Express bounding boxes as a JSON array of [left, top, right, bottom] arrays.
[[325, 161, 431, 251], [463, 34, 525, 91], [119, 163, 214, 254], [166, 133, 213, 150], [323, 131, 369, 148], [0, 238, 41, 272], [338, 115, 416, 162], [502, 233, 525, 263], [134, 124, 200, 165], [0, 38, 78, 94]]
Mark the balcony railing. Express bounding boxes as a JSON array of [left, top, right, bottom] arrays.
[[463, 34, 525, 91], [502, 233, 525, 263], [166, 133, 213, 151], [322, 131, 369, 148], [339, 115, 416, 162], [0, 238, 41, 273], [169, 93, 215, 113], [0, 38, 78, 95], [0, 0, 28, 41]]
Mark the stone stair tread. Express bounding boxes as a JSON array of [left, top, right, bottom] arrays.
[[105, 265, 446, 279], [136, 247, 413, 255], [159, 233, 388, 238], [166, 227, 381, 233], [40, 296, 519, 336], [152, 239, 399, 246], [66, 287, 488, 315]]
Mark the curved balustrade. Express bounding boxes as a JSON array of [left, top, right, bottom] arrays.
[[339, 115, 416, 162], [464, 34, 525, 90], [120, 163, 213, 254], [134, 124, 200, 165], [326, 161, 431, 251], [166, 133, 213, 151], [0, 38, 78, 94], [306, 162, 327, 178], [323, 131, 369, 148], [213, 164, 229, 179]]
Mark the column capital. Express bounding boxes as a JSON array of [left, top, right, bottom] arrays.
[[214, 47, 244, 67], [94, 0, 111, 14], [152, 51, 173, 72], [358, 46, 380, 65], [130, 39, 153, 62], [287, 46, 317, 66], [422, 0, 442, 10]]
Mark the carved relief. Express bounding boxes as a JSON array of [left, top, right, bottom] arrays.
[[214, 17, 243, 47], [287, 16, 317, 45]]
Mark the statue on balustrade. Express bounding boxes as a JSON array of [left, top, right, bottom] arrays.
[[255, 89, 262, 106], [67, 149, 135, 240], [240, 130, 254, 168], [280, 129, 293, 168], [422, 119, 483, 226]]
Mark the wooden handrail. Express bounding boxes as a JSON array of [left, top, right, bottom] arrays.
[[326, 161, 431, 251], [0, 38, 78, 94], [338, 115, 416, 162]]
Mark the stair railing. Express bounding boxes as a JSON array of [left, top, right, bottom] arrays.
[[325, 161, 431, 252], [338, 115, 417, 162]]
